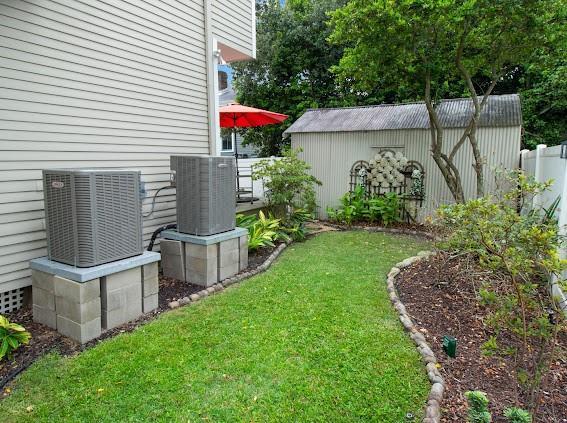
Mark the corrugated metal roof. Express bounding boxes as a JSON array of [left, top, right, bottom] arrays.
[[284, 94, 521, 134]]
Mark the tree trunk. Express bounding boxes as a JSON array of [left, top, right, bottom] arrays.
[[425, 73, 466, 203]]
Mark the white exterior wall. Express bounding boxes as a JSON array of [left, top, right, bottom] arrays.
[[292, 126, 521, 219], [0, 0, 255, 293], [211, 0, 255, 59]]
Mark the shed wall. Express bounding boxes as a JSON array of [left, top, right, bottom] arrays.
[[292, 127, 521, 220], [0, 0, 253, 294]]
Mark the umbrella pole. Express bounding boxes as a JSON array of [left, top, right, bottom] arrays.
[[233, 116, 241, 198]]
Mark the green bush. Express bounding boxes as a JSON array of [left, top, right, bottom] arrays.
[[438, 170, 566, 413], [1, 315, 31, 361], [504, 407, 532, 423], [465, 391, 492, 423], [237, 211, 289, 251], [252, 148, 321, 218], [326, 186, 402, 226]]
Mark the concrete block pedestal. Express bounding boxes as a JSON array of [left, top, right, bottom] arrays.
[[162, 228, 248, 287], [30, 252, 160, 344]]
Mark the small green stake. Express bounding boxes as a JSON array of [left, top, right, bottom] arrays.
[[442, 335, 457, 358]]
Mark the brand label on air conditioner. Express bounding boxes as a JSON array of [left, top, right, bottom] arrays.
[[51, 181, 65, 189]]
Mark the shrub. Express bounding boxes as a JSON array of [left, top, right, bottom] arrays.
[[326, 186, 402, 226], [465, 391, 492, 423], [438, 170, 566, 412], [252, 148, 321, 218], [504, 407, 532, 423], [237, 211, 289, 251], [1, 315, 31, 361]]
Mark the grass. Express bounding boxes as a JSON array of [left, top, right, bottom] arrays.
[[1, 231, 430, 422]]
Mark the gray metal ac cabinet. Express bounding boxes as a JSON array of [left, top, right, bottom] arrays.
[[171, 155, 236, 236], [42, 169, 143, 267]]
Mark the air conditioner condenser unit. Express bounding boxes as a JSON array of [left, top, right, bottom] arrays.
[[43, 169, 143, 267]]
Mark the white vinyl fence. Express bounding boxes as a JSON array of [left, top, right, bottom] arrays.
[[521, 144, 567, 313]]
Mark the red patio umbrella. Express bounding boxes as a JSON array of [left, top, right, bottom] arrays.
[[218, 104, 288, 200]]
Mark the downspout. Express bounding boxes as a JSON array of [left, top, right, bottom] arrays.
[[204, 0, 220, 156]]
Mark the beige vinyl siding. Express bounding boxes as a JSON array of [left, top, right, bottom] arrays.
[[211, 0, 254, 57], [292, 126, 521, 220], [0, 0, 211, 293]]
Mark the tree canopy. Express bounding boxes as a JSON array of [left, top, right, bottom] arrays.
[[329, 0, 564, 201], [232, 0, 361, 156]]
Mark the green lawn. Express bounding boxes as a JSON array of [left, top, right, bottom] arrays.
[[1, 231, 430, 422]]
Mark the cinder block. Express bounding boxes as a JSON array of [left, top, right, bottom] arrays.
[[219, 238, 239, 255], [54, 276, 100, 303], [101, 281, 142, 330], [161, 241, 186, 281], [142, 275, 159, 296], [56, 315, 101, 344], [186, 256, 216, 275], [185, 243, 217, 259], [239, 235, 248, 249], [160, 239, 184, 256], [162, 255, 185, 281], [32, 270, 55, 293], [219, 249, 239, 268], [33, 304, 57, 329], [142, 262, 158, 281], [55, 297, 101, 324], [101, 288, 123, 311], [102, 268, 141, 292], [32, 286, 55, 310], [239, 246, 249, 271], [188, 272, 217, 286], [219, 262, 239, 281], [143, 293, 158, 313]]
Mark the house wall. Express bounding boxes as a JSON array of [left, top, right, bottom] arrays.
[[211, 0, 255, 59], [292, 126, 521, 220], [0, 0, 255, 294]]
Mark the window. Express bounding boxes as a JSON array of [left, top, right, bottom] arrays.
[[221, 128, 233, 152], [218, 70, 228, 91]]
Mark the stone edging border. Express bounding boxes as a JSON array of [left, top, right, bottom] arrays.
[[168, 241, 291, 309], [387, 251, 445, 423], [323, 222, 442, 241]]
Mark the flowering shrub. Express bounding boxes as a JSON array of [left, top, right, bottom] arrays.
[[438, 170, 566, 413]]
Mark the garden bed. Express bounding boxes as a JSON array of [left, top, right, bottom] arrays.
[[394, 252, 567, 422], [0, 244, 280, 392]]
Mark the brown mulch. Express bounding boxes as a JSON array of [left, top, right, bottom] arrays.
[[395, 252, 567, 422], [0, 245, 278, 393]]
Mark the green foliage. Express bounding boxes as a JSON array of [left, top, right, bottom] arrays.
[[0, 315, 31, 361], [232, 0, 367, 155], [326, 186, 402, 226], [465, 391, 492, 423], [438, 170, 566, 412], [252, 148, 321, 217], [504, 407, 532, 423], [237, 211, 290, 251]]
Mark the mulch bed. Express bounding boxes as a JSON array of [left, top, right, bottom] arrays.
[[395, 252, 567, 422], [0, 245, 278, 393]]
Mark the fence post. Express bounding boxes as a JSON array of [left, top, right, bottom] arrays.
[[533, 144, 547, 208], [553, 149, 567, 315]]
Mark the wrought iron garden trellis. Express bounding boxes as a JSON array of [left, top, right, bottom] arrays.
[[348, 150, 425, 222]]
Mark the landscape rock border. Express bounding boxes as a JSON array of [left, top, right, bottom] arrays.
[[168, 241, 290, 309], [387, 251, 445, 423]]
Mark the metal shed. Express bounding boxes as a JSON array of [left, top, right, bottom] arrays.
[[285, 94, 522, 220]]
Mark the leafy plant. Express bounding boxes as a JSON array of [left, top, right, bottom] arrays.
[[252, 148, 321, 218], [1, 315, 31, 361], [504, 407, 532, 423], [465, 391, 492, 423], [239, 211, 289, 252], [326, 187, 402, 226], [438, 170, 567, 413]]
